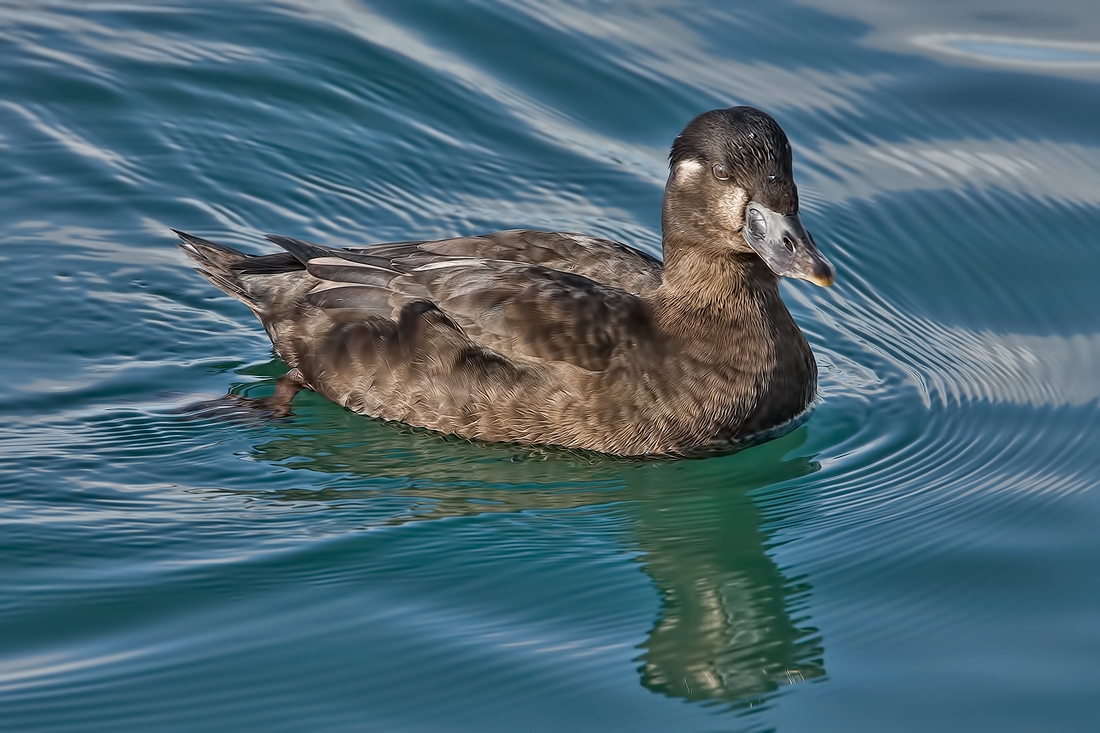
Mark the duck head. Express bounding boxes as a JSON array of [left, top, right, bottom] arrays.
[[662, 106, 834, 287]]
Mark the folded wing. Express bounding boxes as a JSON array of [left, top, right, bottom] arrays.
[[248, 230, 663, 372]]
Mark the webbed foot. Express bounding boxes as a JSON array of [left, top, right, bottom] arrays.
[[174, 369, 307, 421]]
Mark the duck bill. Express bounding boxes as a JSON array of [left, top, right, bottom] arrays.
[[742, 202, 835, 287]]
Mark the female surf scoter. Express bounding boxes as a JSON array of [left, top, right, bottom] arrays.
[[177, 106, 834, 456]]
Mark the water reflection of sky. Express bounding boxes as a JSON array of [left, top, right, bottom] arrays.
[[798, 0, 1100, 74], [801, 138, 1100, 205], [916, 35, 1100, 68]]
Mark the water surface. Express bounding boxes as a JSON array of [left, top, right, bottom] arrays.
[[2, 1, 1099, 730]]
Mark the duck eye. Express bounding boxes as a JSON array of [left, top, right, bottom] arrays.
[[712, 164, 729, 181]]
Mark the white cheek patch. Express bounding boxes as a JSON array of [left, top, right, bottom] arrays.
[[674, 159, 704, 181]]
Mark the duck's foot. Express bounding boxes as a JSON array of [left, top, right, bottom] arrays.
[[261, 368, 306, 417], [174, 369, 307, 422]]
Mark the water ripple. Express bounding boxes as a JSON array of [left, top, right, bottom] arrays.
[[3, 0, 1100, 730]]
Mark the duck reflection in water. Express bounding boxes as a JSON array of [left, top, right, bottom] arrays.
[[187, 378, 826, 707], [630, 453, 825, 703]]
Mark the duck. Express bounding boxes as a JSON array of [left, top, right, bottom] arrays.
[[176, 106, 834, 456]]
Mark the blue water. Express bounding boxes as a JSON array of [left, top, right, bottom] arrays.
[[2, 1, 1099, 730]]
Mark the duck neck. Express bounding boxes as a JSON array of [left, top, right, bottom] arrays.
[[657, 232, 817, 427], [659, 232, 781, 311]]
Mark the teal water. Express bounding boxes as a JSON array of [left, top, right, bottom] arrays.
[[2, 1, 1099, 730]]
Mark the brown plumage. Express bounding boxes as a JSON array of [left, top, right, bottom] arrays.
[[177, 106, 835, 456]]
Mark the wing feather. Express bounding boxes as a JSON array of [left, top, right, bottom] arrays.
[[305, 258, 397, 287], [346, 229, 662, 294], [264, 229, 663, 371], [304, 285, 393, 312], [396, 263, 655, 371]]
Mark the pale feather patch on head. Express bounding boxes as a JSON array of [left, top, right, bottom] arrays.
[[674, 159, 704, 180]]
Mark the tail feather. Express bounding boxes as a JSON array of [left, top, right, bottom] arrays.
[[194, 267, 253, 304], [175, 229, 261, 309], [174, 229, 249, 270], [264, 233, 336, 265]]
